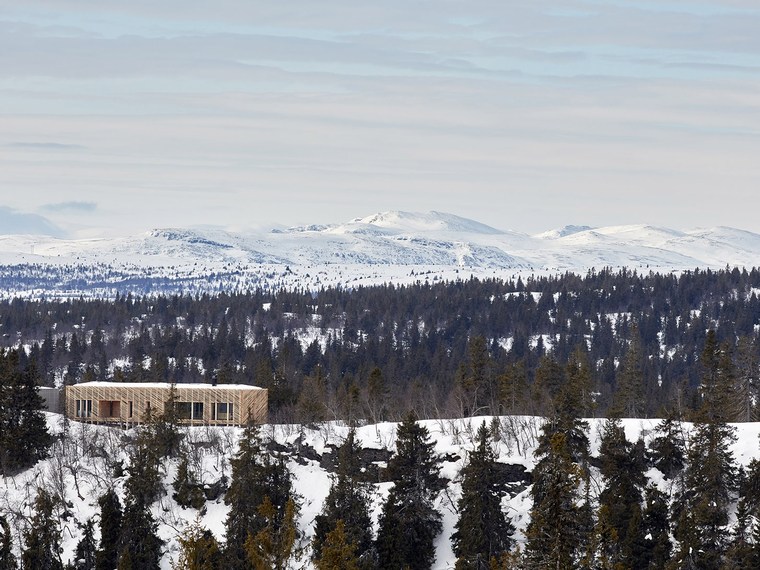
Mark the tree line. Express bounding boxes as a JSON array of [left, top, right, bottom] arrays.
[[4, 267, 760, 422]]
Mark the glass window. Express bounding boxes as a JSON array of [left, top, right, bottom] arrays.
[[76, 399, 92, 418], [214, 402, 233, 421], [176, 402, 192, 419], [192, 402, 204, 420]]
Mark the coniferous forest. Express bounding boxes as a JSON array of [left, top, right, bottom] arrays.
[[3, 267, 760, 568]]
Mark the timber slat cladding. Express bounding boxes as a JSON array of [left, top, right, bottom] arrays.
[[64, 382, 267, 426]]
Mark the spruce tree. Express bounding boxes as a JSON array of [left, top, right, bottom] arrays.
[[641, 484, 671, 568], [0, 515, 16, 570], [365, 366, 388, 423], [312, 429, 374, 566], [498, 361, 528, 416], [451, 422, 515, 568], [723, 498, 755, 568], [376, 413, 445, 570], [244, 496, 301, 570], [671, 331, 738, 569], [649, 412, 686, 479], [172, 517, 222, 570], [95, 490, 122, 570], [224, 422, 297, 570], [612, 327, 645, 418], [315, 520, 360, 570], [224, 422, 266, 570], [525, 432, 582, 569], [124, 425, 163, 507], [21, 489, 63, 570], [116, 498, 163, 570], [0, 350, 53, 474], [71, 520, 96, 570], [595, 418, 647, 567]]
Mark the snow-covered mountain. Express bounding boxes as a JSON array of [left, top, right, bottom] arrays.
[[0, 211, 759, 297]]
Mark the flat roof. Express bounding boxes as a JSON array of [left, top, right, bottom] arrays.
[[70, 381, 264, 391]]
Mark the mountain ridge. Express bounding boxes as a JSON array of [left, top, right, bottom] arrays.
[[0, 210, 759, 297]]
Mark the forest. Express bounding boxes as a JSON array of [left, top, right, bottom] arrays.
[[3, 266, 760, 422], [2, 267, 760, 568]]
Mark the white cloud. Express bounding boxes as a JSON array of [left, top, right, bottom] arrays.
[[1, 1, 759, 235]]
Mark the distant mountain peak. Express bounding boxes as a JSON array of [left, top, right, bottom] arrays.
[[534, 225, 594, 240], [347, 210, 505, 235]]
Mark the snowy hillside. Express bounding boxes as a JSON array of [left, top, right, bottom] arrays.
[[3, 414, 760, 569], [1, 211, 760, 297]]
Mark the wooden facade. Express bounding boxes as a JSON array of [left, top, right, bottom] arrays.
[[64, 382, 267, 426]]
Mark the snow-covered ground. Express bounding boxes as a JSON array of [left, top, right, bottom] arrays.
[[3, 413, 760, 569]]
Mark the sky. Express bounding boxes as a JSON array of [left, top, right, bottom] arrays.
[[2, 0, 760, 238]]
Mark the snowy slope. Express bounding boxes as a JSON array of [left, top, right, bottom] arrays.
[[3, 414, 760, 569], [1, 211, 760, 297]]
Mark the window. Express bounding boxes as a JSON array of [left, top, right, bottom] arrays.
[[214, 402, 233, 421], [99, 400, 120, 418], [128, 401, 133, 418], [176, 401, 203, 420], [176, 402, 192, 420], [75, 399, 92, 418]]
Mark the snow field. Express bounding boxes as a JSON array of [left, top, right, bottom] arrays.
[[3, 414, 760, 569]]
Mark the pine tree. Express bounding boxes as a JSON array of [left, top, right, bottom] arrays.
[[315, 520, 360, 570], [565, 345, 595, 419], [612, 327, 645, 418], [172, 517, 222, 570], [95, 489, 122, 570], [71, 520, 96, 570], [641, 484, 671, 568], [376, 413, 445, 570], [671, 331, 738, 569], [723, 498, 755, 568], [156, 382, 182, 458], [116, 498, 163, 570], [649, 412, 686, 479], [734, 336, 759, 421], [697, 330, 737, 424], [457, 336, 493, 415], [0, 350, 53, 474], [365, 366, 388, 423], [224, 422, 297, 570], [123, 428, 163, 507], [525, 432, 582, 569], [535, 349, 591, 465], [498, 361, 528, 415], [595, 418, 647, 568], [0, 515, 16, 570], [21, 489, 63, 570], [224, 422, 266, 570], [452, 422, 515, 568], [312, 429, 374, 566], [244, 497, 301, 570], [297, 367, 328, 425]]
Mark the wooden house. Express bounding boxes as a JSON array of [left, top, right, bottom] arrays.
[[64, 381, 267, 426]]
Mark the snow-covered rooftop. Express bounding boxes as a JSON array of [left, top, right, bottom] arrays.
[[71, 381, 264, 391]]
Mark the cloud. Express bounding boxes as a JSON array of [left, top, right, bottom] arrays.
[[0, 207, 65, 237], [1, 1, 760, 236], [8, 142, 85, 150], [39, 201, 97, 213]]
